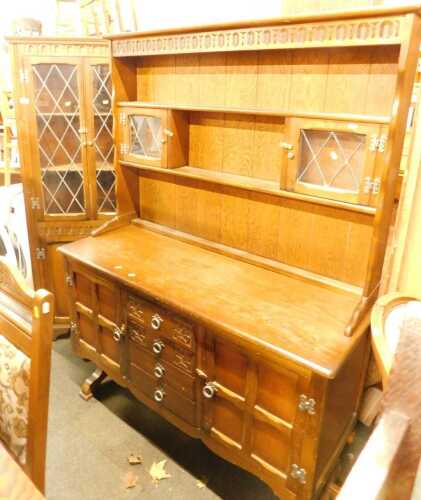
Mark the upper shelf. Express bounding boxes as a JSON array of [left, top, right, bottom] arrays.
[[117, 101, 391, 125]]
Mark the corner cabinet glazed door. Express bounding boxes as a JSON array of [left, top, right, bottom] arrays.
[[284, 118, 386, 206], [13, 42, 114, 327], [199, 334, 312, 499]]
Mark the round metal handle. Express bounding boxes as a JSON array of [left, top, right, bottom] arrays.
[[202, 382, 216, 399], [112, 328, 121, 342], [151, 314, 163, 330], [154, 364, 165, 378], [154, 388, 165, 402], [152, 340, 164, 355]]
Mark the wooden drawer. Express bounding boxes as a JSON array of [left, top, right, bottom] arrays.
[[129, 343, 196, 400], [130, 363, 196, 426], [127, 294, 195, 352], [128, 321, 196, 375]]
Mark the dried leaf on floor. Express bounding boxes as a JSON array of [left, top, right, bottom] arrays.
[[128, 453, 143, 465], [149, 459, 171, 484], [196, 476, 209, 489], [123, 470, 139, 489]]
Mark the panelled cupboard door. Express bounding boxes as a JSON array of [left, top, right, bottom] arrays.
[[67, 261, 124, 379], [119, 106, 168, 167], [200, 335, 312, 497], [284, 118, 383, 206]]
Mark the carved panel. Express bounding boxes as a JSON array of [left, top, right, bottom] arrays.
[[172, 324, 193, 349], [127, 296, 145, 325], [18, 42, 109, 58], [37, 221, 104, 242], [173, 352, 194, 374], [129, 324, 147, 347], [112, 16, 402, 57]]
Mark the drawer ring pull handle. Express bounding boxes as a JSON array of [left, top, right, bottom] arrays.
[[151, 314, 163, 330], [154, 388, 165, 402], [154, 364, 165, 378], [152, 340, 164, 355], [202, 382, 217, 399]]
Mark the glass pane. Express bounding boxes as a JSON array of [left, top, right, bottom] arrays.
[[129, 115, 162, 159], [91, 64, 116, 213], [297, 130, 366, 193], [32, 63, 84, 214]]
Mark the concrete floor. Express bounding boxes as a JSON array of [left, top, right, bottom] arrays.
[[46, 338, 277, 500]]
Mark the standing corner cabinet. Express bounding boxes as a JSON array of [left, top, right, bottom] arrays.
[[8, 37, 116, 329]]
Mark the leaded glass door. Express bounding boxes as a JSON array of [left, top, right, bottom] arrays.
[[29, 58, 88, 217], [285, 118, 382, 206], [85, 60, 116, 216], [119, 106, 167, 167]]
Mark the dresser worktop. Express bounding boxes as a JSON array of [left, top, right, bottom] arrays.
[[60, 224, 363, 378]]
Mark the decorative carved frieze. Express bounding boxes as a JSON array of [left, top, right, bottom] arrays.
[[20, 43, 108, 57], [173, 352, 194, 373], [37, 221, 104, 242], [127, 297, 145, 325], [129, 325, 147, 346], [112, 16, 402, 57]]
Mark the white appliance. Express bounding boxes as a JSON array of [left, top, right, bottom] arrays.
[[0, 183, 33, 287]]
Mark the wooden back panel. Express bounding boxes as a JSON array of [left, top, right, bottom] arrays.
[[139, 172, 373, 286], [137, 47, 399, 116], [0, 258, 54, 493]]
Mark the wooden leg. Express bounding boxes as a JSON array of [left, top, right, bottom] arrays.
[[79, 368, 107, 401]]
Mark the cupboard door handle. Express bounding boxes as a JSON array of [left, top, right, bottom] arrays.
[[202, 382, 217, 399], [152, 340, 164, 354], [151, 314, 163, 330], [112, 324, 126, 342], [154, 388, 165, 402], [154, 364, 165, 378]]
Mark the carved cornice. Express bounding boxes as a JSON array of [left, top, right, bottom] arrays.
[[19, 43, 109, 57], [112, 16, 403, 57]]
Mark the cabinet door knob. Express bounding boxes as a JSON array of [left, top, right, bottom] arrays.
[[152, 340, 164, 355], [202, 382, 217, 399], [154, 388, 165, 402], [154, 364, 165, 378], [151, 314, 163, 330]]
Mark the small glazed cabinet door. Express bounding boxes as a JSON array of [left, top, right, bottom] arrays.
[[284, 118, 385, 206], [200, 334, 312, 497], [119, 106, 168, 167], [118, 106, 188, 168]]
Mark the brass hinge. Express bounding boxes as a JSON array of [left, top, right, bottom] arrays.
[[19, 69, 29, 83], [70, 321, 78, 335], [369, 134, 387, 153], [119, 112, 126, 125], [35, 247, 46, 260], [364, 177, 381, 195], [291, 464, 307, 484], [65, 274, 73, 287], [120, 143, 128, 155], [298, 394, 316, 415], [30, 196, 41, 210]]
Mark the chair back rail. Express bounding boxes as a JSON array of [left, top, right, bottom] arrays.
[[0, 257, 54, 493]]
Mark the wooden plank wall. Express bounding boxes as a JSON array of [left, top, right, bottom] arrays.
[[136, 46, 399, 287], [139, 172, 373, 286], [137, 47, 399, 115]]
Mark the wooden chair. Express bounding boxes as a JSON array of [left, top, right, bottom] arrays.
[[338, 293, 421, 500], [0, 257, 54, 494]]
